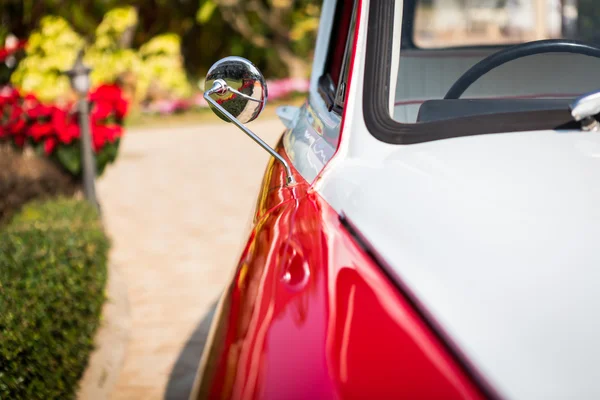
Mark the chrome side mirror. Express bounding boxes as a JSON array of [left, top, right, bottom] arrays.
[[205, 56, 267, 123], [204, 57, 295, 185]]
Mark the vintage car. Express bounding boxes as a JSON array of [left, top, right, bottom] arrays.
[[191, 0, 600, 399]]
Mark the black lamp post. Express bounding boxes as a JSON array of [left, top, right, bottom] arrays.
[[65, 50, 98, 210]]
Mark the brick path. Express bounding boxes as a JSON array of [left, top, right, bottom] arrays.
[[98, 119, 283, 399]]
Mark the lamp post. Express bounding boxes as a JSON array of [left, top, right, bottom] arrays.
[[65, 50, 98, 211]]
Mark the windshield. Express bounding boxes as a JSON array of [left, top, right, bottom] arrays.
[[414, 0, 599, 48], [391, 0, 600, 124]]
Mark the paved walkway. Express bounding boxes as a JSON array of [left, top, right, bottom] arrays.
[[98, 118, 284, 399]]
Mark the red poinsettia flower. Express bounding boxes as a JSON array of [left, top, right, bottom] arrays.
[[91, 100, 113, 123], [0, 87, 19, 105], [51, 107, 67, 137], [26, 102, 53, 120], [1, 81, 127, 168], [21, 95, 52, 129], [90, 84, 122, 104], [109, 124, 123, 140], [114, 96, 129, 120], [29, 122, 53, 141], [90, 83, 129, 122], [44, 137, 57, 155], [21, 93, 39, 114], [58, 122, 80, 144], [13, 135, 25, 147], [92, 124, 122, 152], [8, 106, 26, 136]]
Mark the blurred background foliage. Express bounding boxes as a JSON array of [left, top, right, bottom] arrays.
[[9, 15, 83, 102], [0, 0, 322, 87]]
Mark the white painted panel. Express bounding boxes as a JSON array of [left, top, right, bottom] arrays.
[[315, 1, 600, 398]]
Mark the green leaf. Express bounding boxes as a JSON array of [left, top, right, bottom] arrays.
[[196, 0, 217, 25], [55, 143, 81, 176], [33, 141, 45, 157], [95, 139, 120, 176]]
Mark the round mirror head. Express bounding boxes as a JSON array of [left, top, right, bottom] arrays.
[[205, 56, 268, 124]]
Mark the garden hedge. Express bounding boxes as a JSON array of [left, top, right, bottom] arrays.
[[0, 198, 109, 399]]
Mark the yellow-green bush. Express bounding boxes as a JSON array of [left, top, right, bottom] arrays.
[[12, 7, 191, 103], [10, 16, 83, 101], [85, 6, 142, 88], [0, 198, 109, 399], [138, 33, 191, 100], [95, 6, 138, 41]]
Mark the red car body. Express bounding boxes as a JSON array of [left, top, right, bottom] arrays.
[[191, 0, 600, 397], [191, 146, 486, 400]]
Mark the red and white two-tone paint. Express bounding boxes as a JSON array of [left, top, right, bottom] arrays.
[[192, 1, 600, 399]]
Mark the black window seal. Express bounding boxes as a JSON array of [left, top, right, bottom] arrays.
[[318, 74, 343, 114], [334, 0, 359, 109], [318, 0, 358, 115], [364, 0, 580, 145]]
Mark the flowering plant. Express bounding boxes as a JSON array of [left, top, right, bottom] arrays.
[[0, 83, 128, 177], [10, 16, 84, 102], [11, 10, 191, 107]]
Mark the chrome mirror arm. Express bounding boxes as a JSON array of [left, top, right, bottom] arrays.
[[204, 80, 296, 185], [228, 86, 264, 103]]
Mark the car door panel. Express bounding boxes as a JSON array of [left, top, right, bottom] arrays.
[[191, 142, 484, 400]]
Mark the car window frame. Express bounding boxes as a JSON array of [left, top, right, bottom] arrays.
[[319, 0, 359, 115], [363, 0, 580, 146]]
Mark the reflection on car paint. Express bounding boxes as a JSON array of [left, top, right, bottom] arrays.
[[283, 95, 341, 183], [311, 139, 335, 165], [192, 143, 486, 400]]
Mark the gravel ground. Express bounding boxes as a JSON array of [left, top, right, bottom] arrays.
[[98, 118, 284, 399]]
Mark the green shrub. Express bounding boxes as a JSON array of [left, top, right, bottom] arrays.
[[0, 198, 109, 399]]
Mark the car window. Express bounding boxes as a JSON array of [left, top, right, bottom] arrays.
[[334, 2, 358, 109], [285, 0, 359, 183], [364, 1, 600, 144], [389, 0, 600, 124], [413, 0, 596, 49], [320, 0, 358, 114]]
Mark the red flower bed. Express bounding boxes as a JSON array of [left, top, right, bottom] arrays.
[[0, 84, 128, 176]]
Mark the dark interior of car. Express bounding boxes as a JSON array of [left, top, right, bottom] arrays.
[[395, 0, 600, 124], [416, 98, 572, 123]]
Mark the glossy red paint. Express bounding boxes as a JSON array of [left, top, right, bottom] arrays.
[[191, 145, 485, 400]]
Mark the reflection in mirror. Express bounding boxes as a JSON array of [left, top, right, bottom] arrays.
[[203, 56, 295, 185], [205, 56, 268, 124]]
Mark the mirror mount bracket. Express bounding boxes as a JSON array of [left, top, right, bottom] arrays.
[[204, 81, 296, 185], [571, 91, 600, 132], [205, 78, 228, 96]]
